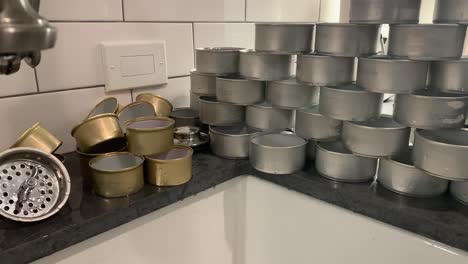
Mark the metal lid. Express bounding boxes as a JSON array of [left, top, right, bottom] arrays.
[[174, 126, 209, 147]]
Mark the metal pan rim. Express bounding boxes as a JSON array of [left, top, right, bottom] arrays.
[[89, 152, 144, 173], [196, 47, 244, 53]]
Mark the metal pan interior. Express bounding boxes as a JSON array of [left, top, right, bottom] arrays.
[[127, 118, 173, 130], [210, 125, 259, 136], [409, 89, 468, 99], [170, 108, 199, 119], [318, 141, 354, 155], [196, 47, 243, 53], [348, 115, 406, 130], [90, 154, 144, 172], [199, 96, 218, 103], [146, 147, 192, 161], [118, 102, 155, 129], [251, 134, 306, 149], [88, 97, 118, 118], [417, 129, 468, 147]]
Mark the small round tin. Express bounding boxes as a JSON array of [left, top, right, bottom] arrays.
[[195, 47, 242, 75], [349, 0, 421, 24], [239, 49, 296, 81], [87, 97, 120, 119], [296, 54, 355, 86], [12, 122, 62, 154], [199, 96, 245, 126], [190, 91, 202, 112], [118, 101, 156, 132], [216, 76, 264, 106], [145, 145, 193, 186], [433, 0, 468, 24], [126, 117, 175, 156], [209, 125, 261, 159], [190, 70, 218, 95], [246, 103, 295, 131], [255, 23, 314, 53], [170, 107, 201, 128], [429, 59, 468, 94], [266, 79, 319, 109], [135, 93, 173, 118], [295, 106, 342, 140]]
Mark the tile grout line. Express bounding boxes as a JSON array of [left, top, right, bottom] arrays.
[[49, 20, 251, 24], [33, 68, 40, 93], [121, 0, 125, 21], [318, 0, 322, 22], [244, 0, 247, 21], [191, 22, 196, 66]]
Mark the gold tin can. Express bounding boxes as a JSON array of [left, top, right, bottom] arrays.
[[76, 144, 127, 179], [71, 113, 125, 153], [126, 116, 175, 156], [87, 97, 120, 119], [145, 145, 193, 186], [11, 122, 62, 153], [117, 101, 156, 132], [135, 93, 173, 117], [89, 152, 145, 198]]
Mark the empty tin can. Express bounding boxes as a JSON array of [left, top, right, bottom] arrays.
[[170, 107, 201, 128], [296, 54, 355, 86], [145, 145, 193, 186], [239, 50, 296, 81], [118, 101, 156, 132], [12, 122, 62, 154], [315, 23, 380, 57], [209, 125, 261, 159], [195, 47, 242, 75], [316, 141, 378, 183], [266, 79, 319, 109], [450, 182, 468, 206], [250, 133, 306, 174], [319, 85, 383, 121], [429, 59, 468, 94], [393, 90, 468, 129], [388, 24, 466, 60], [135, 93, 173, 118], [126, 117, 175, 156], [433, 0, 468, 24], [255, 23, 314, 53], [378, 148, 448, 198], [87, 97, 120, 119], [190, 70, 218, 95], [216, 76, 264, 105], [190, 91, 202, 112], [413, 129, 468, 181], [342, 116, 411, 158], [246, 103, 295, 131], [295, 106, 342, 140], [199, 96, 245, 126], [357, 56, 429, 94], [349, 0, 421, 24]]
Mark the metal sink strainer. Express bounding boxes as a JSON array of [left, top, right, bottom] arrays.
[[0, 147, 71, 222]]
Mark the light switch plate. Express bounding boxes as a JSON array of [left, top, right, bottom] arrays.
[[100, 40, 168, 92]]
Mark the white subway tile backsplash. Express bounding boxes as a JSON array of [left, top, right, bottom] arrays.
[[40, 0, 123, 21], [194, 23, 255, 49], [0, 65, 37, 97], [36, 23, 193, 92], [124, 0, 245, 22], [0, 87, 131, 154], [132, 77, 190, 108], [246, 0, 320, 22]]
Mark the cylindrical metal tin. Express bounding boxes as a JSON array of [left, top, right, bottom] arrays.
[[349, 0, 421, 24], [413, 129, 468, 181], [87, 97, 119, 119], [209, 125, 261, 159], [255, 23, 314, 53], [357, 56, 429, 94], [170, 107, 201, 128], [135, 93, 173, 118], [190, 91, 202, 112], [315, 23, 380, 57], [246, 103, 295, 131], [266, 79, 319, 109], [378, 148, 448, 197], [145, 145, 193, 186], [11, 122, 62, 153], [199, 96, 245, 126], [429, 59, 468, 94], [249, 133, 306, 174], [216, 76, 264, 105], [388, 24, 466, 60], [433, 0, 468, 24], [89, 152, 144, 198], [190, 70, 218, 95], [342, 116, 411, 158], [126, 117, 175, 156], [239, 50, 296, 81], [295, 106, 342, 140], [195, 47, 242, 74], [296, 54, 355, 86], [71, 114, 125, 154], [173, 126, 209, 150], [319, 85, 383, 121], [450, 181, 468, 206], [77, 145, 127, 179], [118, 101, 156, 132], [393, 90, 468, 129], [316, 141, 378, 183]]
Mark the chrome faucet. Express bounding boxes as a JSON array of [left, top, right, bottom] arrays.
[[0, 0, 56, 75]]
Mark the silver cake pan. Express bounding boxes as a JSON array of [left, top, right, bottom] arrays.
[[295, 106, 342, 140], [195, 47, 243, 74], [246, 103, 295, 131], [357, 56, 428, 94], [319, 85, 383, 121], [239, 50, 296, 81], [266, 79, 319, 109], [429, 59, 468, 94], [349, 0, 421, 24], [316, 141, 378, 183], [190, 70, 219, 95], [216, 76, 264, 106], [199, 96, 245, 126], [209, 125, 261, 159], [433, 0, 468, 24], [450, 181, 468, 206], [190, 91, 202, 112], [255, 23, 314, 53], [297, 54, 355, 86]]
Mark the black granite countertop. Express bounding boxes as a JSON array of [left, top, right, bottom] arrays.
[[1, 150, 468, 263]]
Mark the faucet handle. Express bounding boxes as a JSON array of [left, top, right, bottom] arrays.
[[0, 55, 22, 75]]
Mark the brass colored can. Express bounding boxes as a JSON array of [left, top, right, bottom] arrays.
[[135, 93, 173, 117], [145, 145, 193, 186], [11, 122, 62, 153], [126, 117, 175, 155], [87, 97, 120, 119], [71, 114, 125, 153], [76, 144, 127, 179], [89, 152, 145, 198]]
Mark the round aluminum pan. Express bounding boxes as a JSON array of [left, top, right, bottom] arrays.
[[216, 76, 264, 106], [209, 125, 261, 159], [450, 182, 468, 206], [11, 122, 62, 154], [118, 101, 156, 132], [190, 70, 218, 95], [266, 79, 319, 109], [145, 145, 193, 186], [195, 47, 243, 74], [429, 59, 468, 94], [378, 148, 448, 198], [296, 54, 355, 86], [295, 106, 342, 140], [388, 24, 466, 60], [249, 133, 306, 174], [315, 23, 380, 57], [393, 90, 468, 129], [87, 97, 119, 119], [126, 117, 175, 156], [255, 23, 314, 53], [433, 0, 468, 24], [246, 103, 295, 131], [239, 49, 296, 81], [316, 141, 378, 183], [342, 116, 411, 158], [349, 0, 421, 24], [199, 96, 245, 126], [319, 85, 383, 121], [170, 107, 201, 128], [89, 152, 144, 198], [190, 91, 202, 112], [135, 93, 173, 118], [413, 129, 468, 181], [357, 56, 429, 94]]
